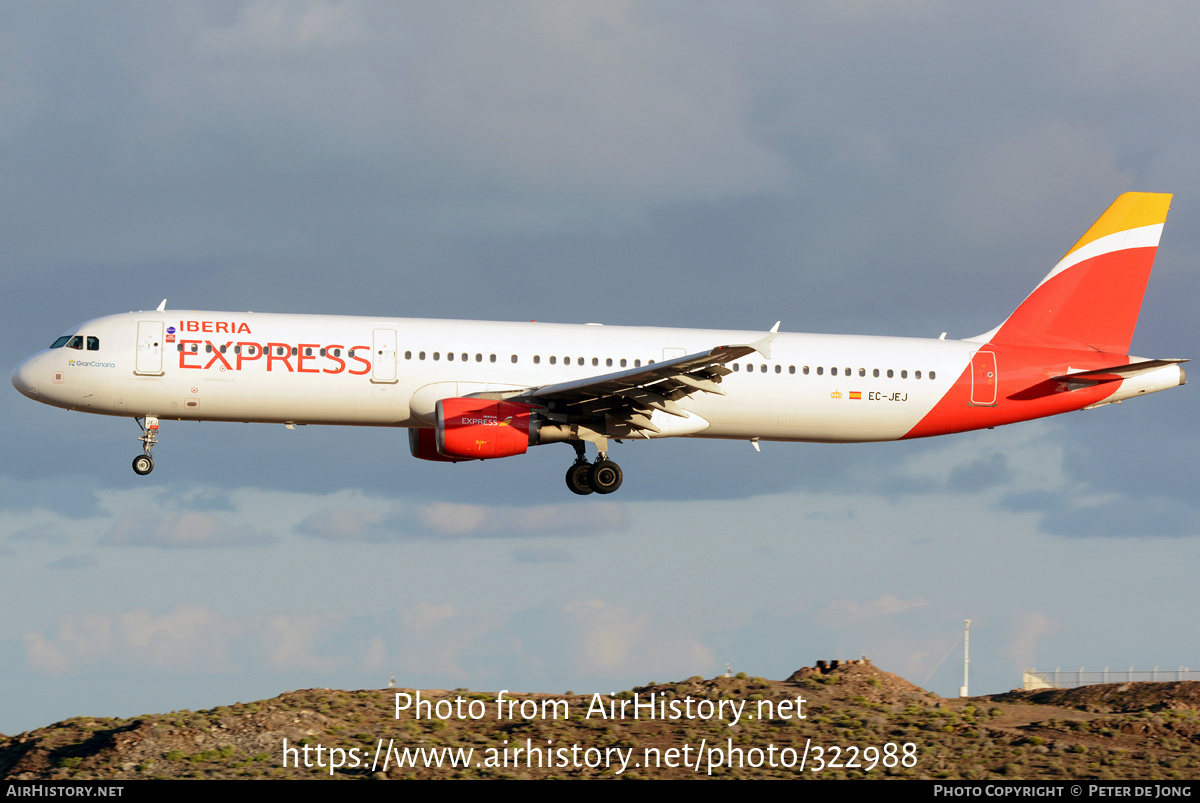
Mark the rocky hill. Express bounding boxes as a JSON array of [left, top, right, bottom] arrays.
[[3, 659, 1198, 780]]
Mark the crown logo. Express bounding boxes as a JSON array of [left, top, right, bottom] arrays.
[[830, 390, 842, 400]]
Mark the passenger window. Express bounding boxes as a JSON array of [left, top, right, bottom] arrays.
[[775, 364, 781, 373], [235, 345, 242, 355], [634, 360, 641, 368], [858, 368, 865, 377], [490, 354, 497, 363], [461, 353, 467, 362], [402, 350, 409, 359], [788, 365, 795, 374], [87, 337, 100, 351], [760, 364, 767, 373], [550, 356, 557, 365], [592, 358, 599, 367], [915, 370, 922, 379], [620, 359, 627, 368], [831, 367, 838, 376], [733, 363, 740, 372], [511, 355, 518, 363], [419, 351, 426, 360], [901, 370, 908, 379], [803, 366, 810, 375], [476, 354, 482, 362], [606, 358, 613, 367], [873, 369, 879, 377], [887, 369, 894, 378], [204, 344, 212, 354], [330, 348, 337, 357], [291, 347, 298, 357], [348, 349, 355, 358], [433, 352, 440, 361], [817, 366, 824, 375], [533, 355, 540, 364], [930, 371, 936, 380], [447, 352, 454, 361]]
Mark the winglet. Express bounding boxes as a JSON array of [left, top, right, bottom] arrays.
[[156, 299, 167, 311], [751, 322, 781, 359]]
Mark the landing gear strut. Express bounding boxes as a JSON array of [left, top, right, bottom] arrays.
[[564, 440, 623, 495], [133, 416, 159, 476], [565, 441, 593, 495]]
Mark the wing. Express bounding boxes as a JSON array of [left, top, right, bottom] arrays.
[[500, 323, 780, 436]]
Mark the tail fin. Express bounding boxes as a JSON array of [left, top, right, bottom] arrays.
[[972, 192, 1172, 354]]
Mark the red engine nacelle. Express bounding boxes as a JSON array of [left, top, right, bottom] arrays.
[[408, 426, 466, 462], [435, 398, 537, 460]]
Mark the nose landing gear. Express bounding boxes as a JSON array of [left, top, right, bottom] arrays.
[[133, 416, 159, 476]]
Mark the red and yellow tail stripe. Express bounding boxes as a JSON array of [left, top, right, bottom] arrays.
[[983, 192, 1171, 355]]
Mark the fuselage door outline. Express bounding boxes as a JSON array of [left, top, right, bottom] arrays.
[[970, 350, 997, 406], [371, 328, 398, 384], [134, 320, 164, 377]]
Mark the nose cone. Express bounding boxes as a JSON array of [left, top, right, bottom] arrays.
[[11, 354, 41, 399]]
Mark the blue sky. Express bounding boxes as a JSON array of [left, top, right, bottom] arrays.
[[2, 1, 1198, 734]]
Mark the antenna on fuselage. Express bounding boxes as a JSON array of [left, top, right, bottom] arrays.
[[156, 299, 167, 311]]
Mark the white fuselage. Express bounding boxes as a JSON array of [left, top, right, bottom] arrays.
[[13, 310, 976, 443]]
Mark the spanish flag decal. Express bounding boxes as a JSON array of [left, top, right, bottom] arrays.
[[849, 391, 862, 400]]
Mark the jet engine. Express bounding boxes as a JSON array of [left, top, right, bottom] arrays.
[[434, 397, 538, 460], [408, 426, 465, 462]]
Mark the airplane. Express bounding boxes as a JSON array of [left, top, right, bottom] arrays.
[[10, 192, 1186, 495]]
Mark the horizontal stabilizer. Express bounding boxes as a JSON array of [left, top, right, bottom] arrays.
[[1052, 358, 1188, 384]]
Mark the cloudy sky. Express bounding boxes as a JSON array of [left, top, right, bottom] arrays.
[[3, 2, 1198, 734]]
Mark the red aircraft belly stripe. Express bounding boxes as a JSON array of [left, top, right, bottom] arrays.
[[902, 345, 1124, 440]]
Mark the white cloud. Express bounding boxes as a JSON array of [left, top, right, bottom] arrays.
[[298, 500, 630, 540], [260, 613, 347, 673], [819, 594, 930, 627], [295, 506, 389, 542], [561, 599, 714, 679], [102, 509, 275, 548], [134, 3, 793, 231], [25, 605, 235, 675], [1007, 610, 1061, 670], [413, 501, 629, 538]]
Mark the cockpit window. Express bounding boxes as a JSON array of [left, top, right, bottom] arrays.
[[66, 336, 84, 350], [50, 336, 72, 349], [87, 336, 100, 351]]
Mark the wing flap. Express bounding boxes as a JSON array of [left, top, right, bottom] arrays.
[[488, 324, 780, 436]]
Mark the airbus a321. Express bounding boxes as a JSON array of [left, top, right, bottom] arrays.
[[11, 193, 1186, 495]]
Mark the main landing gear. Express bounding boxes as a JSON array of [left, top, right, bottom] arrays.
[[564, 441, 623, 496], [133, 416, 159, 476]]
